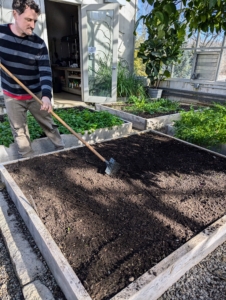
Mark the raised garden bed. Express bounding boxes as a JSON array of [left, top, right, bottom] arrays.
[[95, 102, 201, 131], [1, 130, 226, 300], [165, 124, 226, 156], [0, 107, 132, 163], [164, 104, 226, 156]]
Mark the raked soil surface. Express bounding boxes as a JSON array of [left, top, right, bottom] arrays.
[[6, 131, 226, 300]]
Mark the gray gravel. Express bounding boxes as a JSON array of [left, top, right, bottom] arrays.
[[0, 189, 66, 300], [0, 233, 24, 300], [158, 241, 226, 300], [0, 187, 226, 300]]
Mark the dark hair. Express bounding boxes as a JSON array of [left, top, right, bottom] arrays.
[[12, 0, 40, 15]]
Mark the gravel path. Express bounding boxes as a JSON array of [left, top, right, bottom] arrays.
[[0, 187, 226, 300], [158, 241, 226, 300], [0, 188, 66, 300], [0, 233, 24, 300]]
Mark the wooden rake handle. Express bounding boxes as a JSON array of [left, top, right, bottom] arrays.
[[0, 63, 107, 163]]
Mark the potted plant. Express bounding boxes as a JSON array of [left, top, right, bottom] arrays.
[[137, 8, 185, 99]]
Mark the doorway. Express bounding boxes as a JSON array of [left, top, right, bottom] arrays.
[[45, 0, 82, 104], [80, 4, 119, 103], [45, 1, 119, 104]]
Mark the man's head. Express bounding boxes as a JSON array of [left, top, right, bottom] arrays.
[[12, 0, 40, 36]]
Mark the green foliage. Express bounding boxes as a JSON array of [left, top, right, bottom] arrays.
[[139, 0, 226, 35], [0, 109, 123, 148], [135, 0, 226, 85], [174, 103, 226, 147], [89, 56, 147, 98], [137, 2, 185, 87], [54, 108, 123, 134], [89, 56, 112, 97], [0, 115, 14, 147], [124, 96, 181, 115], [117, 60, 147, 98], [182, 0, 226, 35]]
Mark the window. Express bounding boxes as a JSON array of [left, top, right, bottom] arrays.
[[171, 31, 226, 81], [192, 52, 220, 81]]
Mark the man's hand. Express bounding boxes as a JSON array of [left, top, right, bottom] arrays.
[[41, 96, 52, 113]]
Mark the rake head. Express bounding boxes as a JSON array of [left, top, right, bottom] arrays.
[[105, 158, 121, 176]]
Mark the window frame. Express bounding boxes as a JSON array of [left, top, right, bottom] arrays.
[[171, 32, 226, 82]]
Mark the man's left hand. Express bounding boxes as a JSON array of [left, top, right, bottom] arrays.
[[41, 97, 52, 113]]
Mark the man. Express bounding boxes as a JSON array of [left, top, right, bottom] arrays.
[[0, 0, 64, 158]]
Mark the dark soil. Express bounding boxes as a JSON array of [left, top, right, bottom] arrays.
[[6, 131, 226, 300]]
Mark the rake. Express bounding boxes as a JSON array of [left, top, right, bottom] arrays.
[[0, 63, 121, 176]]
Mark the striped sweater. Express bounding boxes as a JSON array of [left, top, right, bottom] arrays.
[[0, 24, 52, 100]]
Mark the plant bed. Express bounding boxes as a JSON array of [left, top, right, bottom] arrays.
[[164, 104, 226, 156], [0, 106, 132, 163], [96, 100, 202, 130], [1, 131, 226, 300]]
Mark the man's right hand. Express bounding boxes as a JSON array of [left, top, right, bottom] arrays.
[[41, 96, 52, 113]]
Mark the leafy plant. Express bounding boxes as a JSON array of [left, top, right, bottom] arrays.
[[135, 0, 226, 87], [137, 3, 185, 88], [117, 59, 147, 98], [0, 108, 123, 147], [0, 115, 14, 147], [89, 56, 112, 97], [174, 103, 226, 147], [124, 97, 181, 115], [54, 108, 123, 134], [88, 57, 147, 98], [138, 1, 226, 37]]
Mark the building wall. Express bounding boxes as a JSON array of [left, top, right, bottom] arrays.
[[0, 0, 137, 81], [43, 0, 137, 70], [118, 0, 137, 71], [159, 79, 226, 104]]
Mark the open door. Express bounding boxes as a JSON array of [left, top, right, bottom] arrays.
[[80, 4, 119, 103]]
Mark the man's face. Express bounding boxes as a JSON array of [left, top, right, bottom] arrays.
[[13, 6, 38, 36]]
